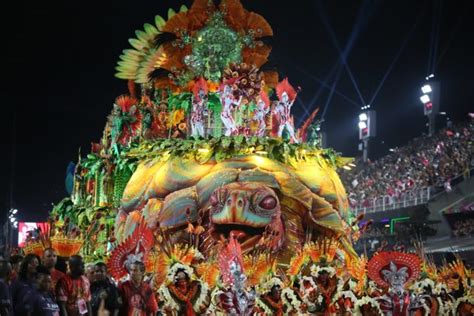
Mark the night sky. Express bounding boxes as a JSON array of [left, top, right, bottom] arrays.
[[1, 0, 473, 222]]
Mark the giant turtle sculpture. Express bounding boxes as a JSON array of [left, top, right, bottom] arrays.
[[116, 148, 356, 262]]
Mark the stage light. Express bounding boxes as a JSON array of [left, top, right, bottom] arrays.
[[421, 84, 432, 93], [358, 121, 367, 129], [389, 148, 395, 152], [359, 113, 368, 121], [10, 217, 16, 223], [13, 222, 18, 228], [420, 95, 430, 104], [348, 163, 356, 167], [343, 166, 351, 170]]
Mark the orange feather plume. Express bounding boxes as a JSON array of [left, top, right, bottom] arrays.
[[262, 71, 279, 89], [195, 262, 220, 287], [188, 0, 215, 31], [287, 250, 308, 276], [220, 0, 248, 32], [245, 12, 273, 37], [115, 95, 138, 112], [192, 77, 208, 101], [244, 254, 276, 287], [276, 78, 299, 102], [162, 12, 190, 35], [259, 90, 270, 107], [242, 45, 272, 68]]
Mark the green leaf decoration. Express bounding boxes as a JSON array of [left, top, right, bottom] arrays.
[[168, 92, 192, 113], [182, 12, 244, 82]]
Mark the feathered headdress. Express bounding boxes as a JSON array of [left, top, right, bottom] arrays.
[[107, 219, 154, 280], [110, 95, 142, 145], [243, 253, 276, 287], [258, 90, 270, 108], [147, 242, 204, 288], [192, 77, 208, 102], [218, 235, 245, 287], [346, 255, 368, 295], [367, 251, 421, 288], [276, 77, 299, 102]]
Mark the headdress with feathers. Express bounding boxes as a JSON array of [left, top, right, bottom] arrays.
[[192, 77, 208, 102], [258, 90, 270, 108], [276, 78, 299, 102]]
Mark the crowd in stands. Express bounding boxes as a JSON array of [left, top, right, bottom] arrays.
[[342, 119, 474, 210], [354, 220, 439, 257], [354, 224, 412, 256], [452, 218, 474, 237]]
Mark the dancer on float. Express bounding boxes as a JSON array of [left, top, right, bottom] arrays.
[[367, 251, 421, 316], [219, 78, 242, 136], [190, 78, 208, 138], [274, 78, 300, 143], [254, 90, 270, 137]]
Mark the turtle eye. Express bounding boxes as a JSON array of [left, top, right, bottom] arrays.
[[259, 196, 277, 210]]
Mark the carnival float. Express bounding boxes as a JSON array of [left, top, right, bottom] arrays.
[[22, 0, 473, 314]]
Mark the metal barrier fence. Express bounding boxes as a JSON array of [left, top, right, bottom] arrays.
[[350, 187, 431, 215], [349, 168, 473, 215]]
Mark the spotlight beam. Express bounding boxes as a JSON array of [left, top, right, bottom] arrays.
[[315, 0, 368, 108], [368, 12, 422, 106], [322, 63, 345, 120], [435, 2, 468, 70], [293, 63, 360, 108]]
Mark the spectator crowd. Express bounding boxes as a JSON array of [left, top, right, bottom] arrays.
[[0, 249, 157, 316], [452, 218, 474, 237], [341, 119, 474, 210]]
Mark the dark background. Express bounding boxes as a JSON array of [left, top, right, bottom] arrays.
[[1, 0, 473, 222]]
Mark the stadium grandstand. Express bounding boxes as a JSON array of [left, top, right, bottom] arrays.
[[340, 118, 474, 265]]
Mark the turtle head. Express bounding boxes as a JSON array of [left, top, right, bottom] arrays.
[[209, 182, 283, 252]]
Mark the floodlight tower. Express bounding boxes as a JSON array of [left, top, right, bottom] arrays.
[[419, 74, 440, 136], [358, 105, 376, 162]]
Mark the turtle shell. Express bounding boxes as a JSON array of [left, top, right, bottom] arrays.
[[116, 153, 354, 259]]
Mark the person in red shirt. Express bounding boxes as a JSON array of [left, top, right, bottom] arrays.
[[118, 261, 157, 316], [56, 255, 92, 316], [42, 248, 65, 291]]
